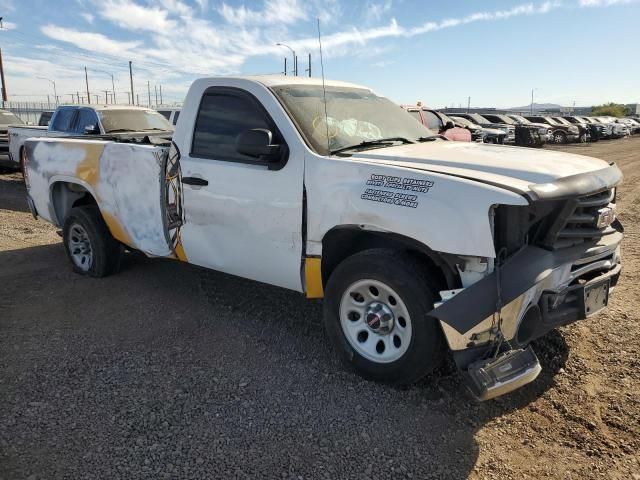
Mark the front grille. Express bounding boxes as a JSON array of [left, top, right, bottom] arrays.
[[541, 189, 616, 249]]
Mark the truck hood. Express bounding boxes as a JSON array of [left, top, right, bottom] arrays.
[[350, 141, 608, 194]]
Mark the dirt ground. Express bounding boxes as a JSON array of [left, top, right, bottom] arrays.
[[0, 138, 638, 479]]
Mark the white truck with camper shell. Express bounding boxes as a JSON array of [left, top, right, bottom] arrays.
[[23, 76, 623, 400]]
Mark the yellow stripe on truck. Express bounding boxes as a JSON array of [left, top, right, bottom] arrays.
[[305, 257, 324, 299]]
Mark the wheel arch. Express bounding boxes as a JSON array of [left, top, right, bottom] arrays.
[[320, 226, 460, 292], [49, 179, 98, 227]]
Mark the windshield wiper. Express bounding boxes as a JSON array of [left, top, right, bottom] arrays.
[[330, 137, 415, 155]]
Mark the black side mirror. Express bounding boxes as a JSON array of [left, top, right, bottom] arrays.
[[84, 124, 99, 134], [236, 128, 280, 159], [444, 121, 455, 130]]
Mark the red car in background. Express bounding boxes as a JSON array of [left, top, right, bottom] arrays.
[[402, 105, 472, 142]]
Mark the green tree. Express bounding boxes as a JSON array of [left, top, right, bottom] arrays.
[[591, 103, 626, 117]]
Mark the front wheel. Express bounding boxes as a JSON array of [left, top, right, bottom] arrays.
[[63, 206, 123, 277], [553, 131, 567, 144], [323, 249, 445, 385]]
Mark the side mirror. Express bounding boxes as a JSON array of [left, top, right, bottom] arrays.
[[444, 120, 455, 130], [236, 128, 280, 159], [84, 124, 99, 134]]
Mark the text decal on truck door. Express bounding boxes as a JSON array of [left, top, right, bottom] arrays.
[[361, 174, 434, 208]]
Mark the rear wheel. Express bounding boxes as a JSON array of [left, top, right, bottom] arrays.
[[323, 249, 445, 385], [63, 206, 122, 277]]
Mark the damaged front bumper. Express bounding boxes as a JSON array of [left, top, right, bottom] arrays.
[[430, 225, 622, 400]]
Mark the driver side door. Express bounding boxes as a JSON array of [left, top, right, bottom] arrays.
[[176, 87, 305, 291]]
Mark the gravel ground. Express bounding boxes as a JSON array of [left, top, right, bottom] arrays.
[[1, 138, 639, 479]]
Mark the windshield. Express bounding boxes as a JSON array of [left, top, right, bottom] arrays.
[[0, 111, 24, 125], [271, 85, 434, 155], [467, 113, 490, 124], [494, 115, 515, 124], [555, 117, 571, 126], [508, 115, 529, 124], [451, 116, 475, 128], [543, 117, 560, 125], [98, 109, 173, 133]]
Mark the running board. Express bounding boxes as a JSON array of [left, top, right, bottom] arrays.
[[465, 347, 542, 401]]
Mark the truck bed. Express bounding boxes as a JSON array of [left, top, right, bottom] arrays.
[[25, 137, 174, 257]]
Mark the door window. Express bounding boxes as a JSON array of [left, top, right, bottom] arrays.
[[422, 111, 443, 131], [191, 92, 277, 163], [51, 108, 77, 132], [74, 108, 100, 134]]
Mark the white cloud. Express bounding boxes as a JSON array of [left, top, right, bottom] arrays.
[[366, 0, 393, 22], [578, 0, 637, 5], [194, 0, 208, 12], [96, 0, 176, 31], [0, 20, 17, 30], [81, 13, 94, 24], [41, 25, 141, 56], [219, 0, 306, 26]]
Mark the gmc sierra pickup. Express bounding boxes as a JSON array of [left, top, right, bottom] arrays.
[[23, 76, 623, 400]]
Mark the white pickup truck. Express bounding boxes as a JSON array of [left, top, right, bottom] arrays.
[[7, 105, 173, 170], [23, 76, 623, 400]]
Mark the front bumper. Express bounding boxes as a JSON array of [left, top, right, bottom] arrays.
[[433, 231, 622, 361]]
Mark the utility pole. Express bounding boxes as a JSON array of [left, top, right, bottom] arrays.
[[77, 91, 80, 104], [47, 94, 50, 106], [136, 94, 139, 106], [284, 57, 287, 76], [69, 94, 74, 104], [127, 92, 131, 104], [154, 85, 158, 107], [103, 90, 109, 103], [467, 96, 471, 113], [84, 66, 90, 104], [147, 81, 151, 107], [159, 85, 163, 105], [93, 94, 99, 104], [129, 61, 134, 106], [530, 88, 537, 115], [308, 53, 311, 77], [0, 48, 7, 106]]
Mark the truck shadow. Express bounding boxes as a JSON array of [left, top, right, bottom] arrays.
[[1, 244, 569, 480]]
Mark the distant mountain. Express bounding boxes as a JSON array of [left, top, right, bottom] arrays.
[[507, 102, 563, 112]]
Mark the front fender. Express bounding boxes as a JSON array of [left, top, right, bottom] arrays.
[[304, 153, 528, 259]]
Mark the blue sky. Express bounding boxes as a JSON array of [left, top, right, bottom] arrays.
[[0, 0, 638, 107]]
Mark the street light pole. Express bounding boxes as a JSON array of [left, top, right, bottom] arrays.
[[530, 88, 537, 115], [37, 76, 58, 106], [276, 43, 296, 76], [92, 69, 116, 104]]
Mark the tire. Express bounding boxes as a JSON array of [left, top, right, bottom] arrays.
[[323, 249, 445, 385], [62, 206, 123, 277], [553, 131, 567, 144]]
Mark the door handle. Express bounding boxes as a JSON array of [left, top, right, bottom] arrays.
[[182, 177, 208, 186]]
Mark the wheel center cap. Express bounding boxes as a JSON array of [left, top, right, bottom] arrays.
[[365, 302, 394, 334]]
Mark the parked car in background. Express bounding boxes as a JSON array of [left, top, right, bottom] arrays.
[[449, 115, 507, 143], [582, 117, 614, 139], [564, 116, 605, 141], [0, 110, 25, 169], [8, 105, 174, 170], [157, 108, 181, 126], [593, 117, 628, 138], [481, 113, 546, 148], [617, 117, 640, 134], [402, 106, 471, 142], [453, 113, 516, 144], [38, 111, 54, 127], [552, 117, 590, 143], [525, 116, 580, 144], [504, 114, 553, 143]]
